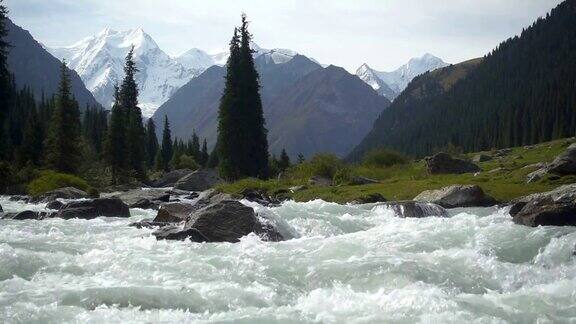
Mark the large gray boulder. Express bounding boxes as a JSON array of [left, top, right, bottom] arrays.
[[109, 189, 170, 207], [424, 153, 481, 175], [1, 210, 48, 220], [509, 184, 576, 227], [153, 202, 195, 223], [55, 198, 130, 220], [152, 169, 194, 187], [546, 143, 576, 175], [379, 201, 448, 218], [152, 226, 209, 242], [30, 187, 88, 203], [414, 185, 497, 208], [174, 169, 223, 191], [184, 200, 283, 242]]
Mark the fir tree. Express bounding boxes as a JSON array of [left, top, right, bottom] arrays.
[[279, 149, 290, 171], [44, 61, 82, 173], [104, 86, 127, 183], [20, 105, 43, 166], [159, 115, 173, 171], [121, 46, 146, 179], [145, 118, 159, 169], [200, 139, 209, 167], [0, 1, 11, 159], [297, 153, 305, 164]]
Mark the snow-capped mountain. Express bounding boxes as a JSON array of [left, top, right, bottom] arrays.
[[48, 28, 305, 117], [48, 28, 203, 117], [356, 53, 449, 100]]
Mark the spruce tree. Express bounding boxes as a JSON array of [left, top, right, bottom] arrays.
[[217, 27, 242, 180], [20, 105, 43, 166], [238, 14, 269, 178], [0, 0, 11, 160], [159, 115, 173, 171], [145, 118, 158, 169], [279, 149, 290, 171], [121, 46, 146, 179], [200, 139, 209, 167], [44, 61, 82, 173], [104, 86, 127, 183]]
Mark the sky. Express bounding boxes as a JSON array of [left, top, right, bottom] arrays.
[[5, 0, 564, 72]]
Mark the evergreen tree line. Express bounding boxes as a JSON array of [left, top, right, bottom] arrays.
[[351, 0, 576, 158]]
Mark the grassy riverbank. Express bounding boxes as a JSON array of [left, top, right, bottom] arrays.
[[218, 138, 576, 203]]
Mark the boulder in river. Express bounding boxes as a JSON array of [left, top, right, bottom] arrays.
[[509, 184, 576, 227], [184, 200, 284, 242], [30, 187, 88, 203], [46, 200, 65, 210], [0, 204, 2, 212], [424, 153, 481, 175], [153, 202, 195, 223], [1, 210, 45, 220], [174, 169, 223, 191], [239, 188, 282, 207], [152, 226, 209, 242], [55, 198, 130, 220], [152, 169, 194, 188], [414, 185, 497, 208], [108, 189, 170, 208], [351, 193, 387, 204], [379, 201, 448, 218]]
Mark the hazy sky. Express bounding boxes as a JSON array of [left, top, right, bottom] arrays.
[[5, 0, 563, 72]]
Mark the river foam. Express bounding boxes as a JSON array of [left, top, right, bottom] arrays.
[[1, 196, 575, 323]]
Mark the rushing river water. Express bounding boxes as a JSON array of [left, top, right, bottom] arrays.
[[1, 196, 576, 323]]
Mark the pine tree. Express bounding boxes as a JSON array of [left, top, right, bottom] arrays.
[[0, 0, 11, 160], [279, 149, 290, 171], [238, 14, 269, 178], [297, 153, 305, 164], [121, 46, 146, 179], [20, 105, 43, 166], [200, 139, 209, 167], [159, 115, 173, 171], [104, 86, 127, 183], [145, 118, 158, 169], [44, 61, 82, 173]]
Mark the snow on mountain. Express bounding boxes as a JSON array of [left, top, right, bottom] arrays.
[[355, 63, 396, 99], [48, 28, 202, 117], [356, 53, 449, 100], [206, 42, 299, 66]]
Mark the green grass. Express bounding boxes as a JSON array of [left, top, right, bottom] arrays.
[[28, 170, 90, 197], [218, 138, 575, 204]]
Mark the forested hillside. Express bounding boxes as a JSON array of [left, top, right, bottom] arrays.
[[350, 0, 576, 159]]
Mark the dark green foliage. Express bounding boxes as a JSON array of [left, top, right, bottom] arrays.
[[145, 118, 159, 169], [200, 139, 209, 167], [217, 15, 269, 180], [121, 47, 146, 179], [295, 154, 344, 179], [362, 148, 408, 168], [44, 61, 82, 173], [19, 105, 43, 165], [82, 104, 108, 154], [27, 170, 89, 197], [279, 149, 290, 171], [104, 86, 127, 183], [0, 0, 10, 158], [297, 153, 305, 164], [351, 0, 576, 158], [159, 115, 173, 171]]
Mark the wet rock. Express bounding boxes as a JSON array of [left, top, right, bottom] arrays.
[[1, 210, 43, 220], [0, 204, 2, 212], [184, 200, 284, 243], [379, 201, 448, 218], [349, 176, 379, 185], [152, 226, 209, 242], [174, 169, 223, 191], [239, 189, 282, 207], [109, 189, 170, 207], [129, 218, 172, 229], [46, 200, 64, 210], [414, 185, 497, 208], [424, 153, 481, 175], [509, 184, 576, 226], [152, 169, 195, 188], [55, 198, 130, 220], [153, 202, 195, 223], [308, 176, 333, 187], [352, 193, 387, 204], [129, 198, 159, 210], [9, 195, 29, 202], [472, 154, 492, 163], [30, 187, 88, 203]]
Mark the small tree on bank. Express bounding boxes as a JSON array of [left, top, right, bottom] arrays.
[[158, 115, 173, 171]]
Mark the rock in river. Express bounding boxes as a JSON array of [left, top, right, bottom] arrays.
[[379, 201, 448, 218], [55, 198, 130, 220], [509, 184, 576, 227], [414, 185, 497, 208], [30, 187, 88, 203], [174, 169, 223, 191]]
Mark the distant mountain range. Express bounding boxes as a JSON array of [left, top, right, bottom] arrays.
[[355, 53, 449, 101], [5, 19, 99, 109], [350, 0, 576, 159], [47, 29, 303, 117], [152, 54, 390, 158]]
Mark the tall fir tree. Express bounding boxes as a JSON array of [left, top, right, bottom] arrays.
[[121, 46, 147, 179], [20, 105, 43, 166], [104, 86, 127, 183], [279, 149, 290, 171], [145, 118, 159, 169], [44, 61, 82, 173], [159, 115, 173, 171], [238, 14, 269, 178], [217, 27, 242, 180], [200, 139, 209, 167], [0, 0, 11, 160]]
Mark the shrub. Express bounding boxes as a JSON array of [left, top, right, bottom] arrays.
[[173, 154, 199, 170], [28, 171, 90, 197], [363, 148, 409, 168], [333, 166, 352, 185], [293, 154, 344, 179]]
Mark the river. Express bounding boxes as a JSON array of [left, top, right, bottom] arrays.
[[1, 196, 575, 323]]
